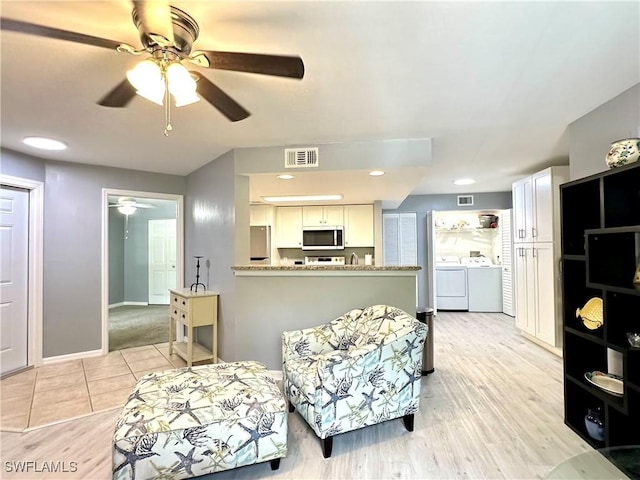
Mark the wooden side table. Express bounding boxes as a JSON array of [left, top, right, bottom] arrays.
[[168, 288, 218, 366]]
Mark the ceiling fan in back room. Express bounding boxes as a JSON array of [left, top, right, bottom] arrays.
[[0, 1, 305, 135]]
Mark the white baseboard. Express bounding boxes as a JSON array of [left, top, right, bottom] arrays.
[[109, 301, 149, 309], [521, 332, 563, 358], [42, 349, 103, 365]]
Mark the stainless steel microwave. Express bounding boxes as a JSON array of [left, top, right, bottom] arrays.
[[302, 226, 344, 250]]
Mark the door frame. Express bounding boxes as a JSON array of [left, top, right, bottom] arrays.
[[0, 174, 44, 368], [101, 188, 184, 354]]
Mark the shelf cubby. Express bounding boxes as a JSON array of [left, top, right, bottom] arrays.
[[564, 332, 608, 380], [561, 177, 601, 255], [564, 380, 606, 449], [603, 162, 640, 228], [563, 259, 604, 340], [586, 228, 640, 290], [605, 291, 640, 349]]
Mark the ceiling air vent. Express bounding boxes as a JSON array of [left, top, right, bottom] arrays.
[[285, 148, 319, 168], [457, 195, 474, 206]]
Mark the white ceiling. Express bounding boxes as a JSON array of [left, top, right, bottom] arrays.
[[2, 1, 639, 202]]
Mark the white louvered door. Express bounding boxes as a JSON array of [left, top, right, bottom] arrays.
[[501, 209, 515, 316]]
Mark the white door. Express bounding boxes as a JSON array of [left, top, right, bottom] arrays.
[[532, 171, 553, 242], [426, 211, 436, 312], [0, 186, 29, 375], [533, 243, 557, 345], [501, 209, 515, 316], [148, 219, 177, 305], [514, 244, 535, 335]]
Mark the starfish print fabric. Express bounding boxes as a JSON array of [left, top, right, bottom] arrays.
[[112, 361, 287, 480], [282, 305, 428, 440]]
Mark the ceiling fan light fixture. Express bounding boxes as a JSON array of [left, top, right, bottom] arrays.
[[167, 63, 200, 107], [117, 204, 137, 215], [126, 59, 162, 91]]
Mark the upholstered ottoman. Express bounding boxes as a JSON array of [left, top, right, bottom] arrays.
[[112, 361, 287, 480]]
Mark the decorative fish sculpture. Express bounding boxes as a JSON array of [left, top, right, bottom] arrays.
[[576, 297, 603, 330]]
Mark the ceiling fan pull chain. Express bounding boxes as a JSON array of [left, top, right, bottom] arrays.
[[164, 72, 173, 136]]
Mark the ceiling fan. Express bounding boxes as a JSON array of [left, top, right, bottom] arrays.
[[0, 1, 305, 131], [109, 197, 155, 215]]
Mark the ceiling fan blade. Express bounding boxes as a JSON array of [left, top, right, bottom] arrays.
[[196, 51, 304, 79], [0, 17, 123, 50], [132, 0, 174, 47], [191, 72, 251, 122], [97, 79, 137, 108]]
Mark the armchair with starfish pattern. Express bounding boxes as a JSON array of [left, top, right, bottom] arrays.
[[282, 304, 427, 457]]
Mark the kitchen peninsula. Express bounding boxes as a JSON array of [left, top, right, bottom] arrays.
[[232, 264, 420, 369]]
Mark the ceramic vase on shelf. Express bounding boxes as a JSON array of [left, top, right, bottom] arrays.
[[584, 407, 605, 441], [605, 138, 640, 169]]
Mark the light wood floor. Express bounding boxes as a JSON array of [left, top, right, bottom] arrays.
[[0, 312, 591, 479]]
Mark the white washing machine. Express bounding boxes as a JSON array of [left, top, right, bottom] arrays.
[[435, 256, 468, 311], [461, 257, 503, 312]]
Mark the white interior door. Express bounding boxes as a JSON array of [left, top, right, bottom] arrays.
[[148, 219, 177, 305], [501, 209, 515, 316], [1, 186, 29, 375]]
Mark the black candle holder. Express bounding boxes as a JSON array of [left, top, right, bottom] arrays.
[[190, 256, 206, 292]]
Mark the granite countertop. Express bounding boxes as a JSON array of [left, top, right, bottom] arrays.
[[232, 265, 421, 271]]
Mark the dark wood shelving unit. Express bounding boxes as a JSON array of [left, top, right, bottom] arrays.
[[560, 161, 640, 453]]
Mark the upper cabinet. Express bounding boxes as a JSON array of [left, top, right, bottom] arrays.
[[344, 204, 374, 247], [276, 207, 303, 248], [302, 206, 344, 227], [512, 167, 569, 243], [250, 204, 274, 226]]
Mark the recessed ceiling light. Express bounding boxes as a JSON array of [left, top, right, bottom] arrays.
[[23, 136, 67, 151], [277, 174, 295, 180], [453, 178, 476, 186], [369, 170, 385, 176], [262, 194, 343, 203]]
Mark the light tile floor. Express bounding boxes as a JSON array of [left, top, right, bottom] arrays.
[[0, 343, 193, 431]]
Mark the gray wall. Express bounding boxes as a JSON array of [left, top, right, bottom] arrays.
[[1, 151, 187, 358], [185, 150, 244, 361], [235, 139, 432, 174], [569, 83, 640, 180], [108, 210, 125, 305], [0, 148, 46, 182], [385, 191, 512, 307], [235, 273, 417, 369]]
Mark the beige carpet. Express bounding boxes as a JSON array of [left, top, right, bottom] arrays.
[[108, 305, 170, 351]]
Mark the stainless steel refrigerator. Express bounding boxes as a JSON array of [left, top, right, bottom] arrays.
[[250, 226, 271, 264]]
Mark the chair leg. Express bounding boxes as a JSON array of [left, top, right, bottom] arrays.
[[288, 401, 295, 413], [270, 458, 281, 470], [321, 436, 333, 458], [402, 414, 414, 432]]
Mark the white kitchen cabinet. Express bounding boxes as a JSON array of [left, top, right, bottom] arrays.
[[514, 243, 559, 346], [302, 205, 344, 226], [344, 204, 374, 247], [250, 204, 274, 226], [512, 167, 568, 244], [276, 207, 303, 248]]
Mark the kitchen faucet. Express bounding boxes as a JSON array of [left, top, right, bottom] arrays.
[[350, 252, 359, 265]]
